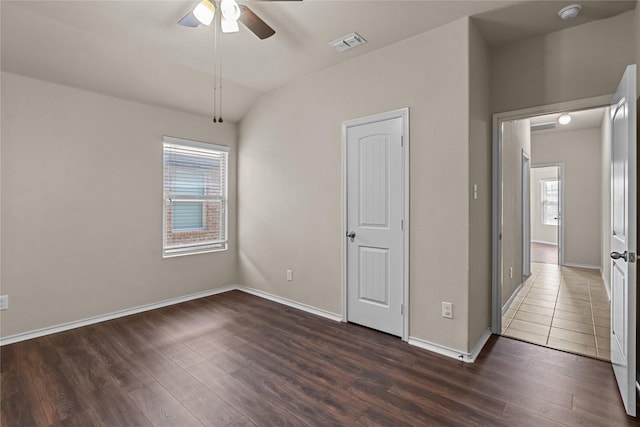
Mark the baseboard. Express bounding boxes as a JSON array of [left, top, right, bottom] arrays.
[[237, 286, 343, 322], [0, 286, 236, 346], [2, 285, 490, 364], [603, 278, 612, 301], [562, 262, 600, 270], [408, 328, 492, 364], [502, 283, 523, 315], [0, 285, 343, 346]]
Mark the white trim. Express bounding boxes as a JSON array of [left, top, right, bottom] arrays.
[[0, 286, 344, 346], [522, 150, 531, 277], [1, 284, 495, 365], [341, 108, 410, 342], [236, 286, 343, 322], [163, 135, 229, 153], [602, 270, 612, 301], [563, 262, 601, 270], [409, 328, 492, 364], [0, 286, 235, 346], [502, 283, 523, 315]]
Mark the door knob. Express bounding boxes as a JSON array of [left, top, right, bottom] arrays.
[[610, 251, 628, 261], [346, 231, 356, 239]]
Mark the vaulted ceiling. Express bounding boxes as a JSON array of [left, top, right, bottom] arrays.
[[1, 1, 636, 122]]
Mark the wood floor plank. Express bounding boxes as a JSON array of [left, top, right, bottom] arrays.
[[81, 383, 153, 427], [49, 409, 102, 427], [147, 356, 243, 426], [127, 381, 204, 427], [186, 359, 309, 426], [2, 290, 639, 426], [232, 364, 361, 425]]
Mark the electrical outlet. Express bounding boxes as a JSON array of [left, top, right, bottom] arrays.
[[286, 269, 293, 282], [509, 267, 513, 279], [0, 295, 8, 311], [442, 301, 453, 319]]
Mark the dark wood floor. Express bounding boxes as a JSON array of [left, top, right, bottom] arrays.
[[531, 242, 558, 264], [2, 290, 639, 426]]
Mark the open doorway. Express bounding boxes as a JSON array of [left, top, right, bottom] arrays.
[[494, 100, 612, 361], [530, 164, 562, 266]]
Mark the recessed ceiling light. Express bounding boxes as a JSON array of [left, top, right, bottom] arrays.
[[558, 4, 582, 20], [558, 113, 572, 125]]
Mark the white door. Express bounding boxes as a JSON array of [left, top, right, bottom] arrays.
[[610, 64, 637, 417], [345, 113, 405, 337]]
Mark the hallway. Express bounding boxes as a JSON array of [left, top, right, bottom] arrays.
[[502, 262, 610, 360]]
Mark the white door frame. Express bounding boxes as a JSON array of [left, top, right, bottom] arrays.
[[522, 150, 531, 278], [341, 108, 410, 342], [530, 163, 565, 266], [492, 95, 611, 334]]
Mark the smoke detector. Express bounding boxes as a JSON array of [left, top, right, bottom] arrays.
[[558, 4, 582, 20]]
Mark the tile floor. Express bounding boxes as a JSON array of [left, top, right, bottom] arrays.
[[502, 262, 611, 360]]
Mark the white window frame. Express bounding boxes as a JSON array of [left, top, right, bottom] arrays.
[[163, 136, 229, 257]]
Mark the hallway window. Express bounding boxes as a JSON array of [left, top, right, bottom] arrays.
[[541, 179, 559, 225], [163, 137, 229, 257]]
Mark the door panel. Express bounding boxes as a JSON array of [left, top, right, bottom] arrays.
[[610, 64, 636, 417], [359, 247, 389, 305], [359, 136, 389, 228], [346, 116, 404, 337]]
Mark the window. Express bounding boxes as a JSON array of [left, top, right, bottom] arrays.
[[541, 179, 559, 226], [163, 137, 229, 257]]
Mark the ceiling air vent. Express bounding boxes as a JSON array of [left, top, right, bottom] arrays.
[[329, 32, 367, 52], [530, 122, 557, 132]]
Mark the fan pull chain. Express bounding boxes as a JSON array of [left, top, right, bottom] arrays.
[[218, 25, 223, 123], [212, 14, 218, 123]]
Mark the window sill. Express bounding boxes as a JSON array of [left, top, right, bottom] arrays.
[[163, 246, 227, 258]]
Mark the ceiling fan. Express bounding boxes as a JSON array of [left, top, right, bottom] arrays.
[[179, 0, 300, 40]]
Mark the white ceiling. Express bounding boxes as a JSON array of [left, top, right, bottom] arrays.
[[1, 1, 636, 122], [530, 107, 608, 135]]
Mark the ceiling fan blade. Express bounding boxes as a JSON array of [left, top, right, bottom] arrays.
[[238, 5, 275, 40], [178, 12, 201, 28]]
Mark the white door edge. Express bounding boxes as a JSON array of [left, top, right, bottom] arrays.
[[341, 108, 410, 342], [491, 95, 612, 334]]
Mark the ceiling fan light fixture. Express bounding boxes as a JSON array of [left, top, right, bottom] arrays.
[[193, 0, 216, 26], [220, 0, 241, 32], [221, 18, 240, 33], [558, 113, 572, 125]]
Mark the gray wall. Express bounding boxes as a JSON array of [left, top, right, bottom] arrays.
[[501, 119, 530, 306], [532, 128, 603, 268], [491, 11, 636, 114], [468, 21, 492, 349], [239, 18, 488, 353], [1, 72, 239, 337]]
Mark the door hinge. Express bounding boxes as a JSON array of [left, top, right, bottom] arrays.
[[401, 219, 404, 231], [401, 304, 404, 315], [401, 136, 404, 147]]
